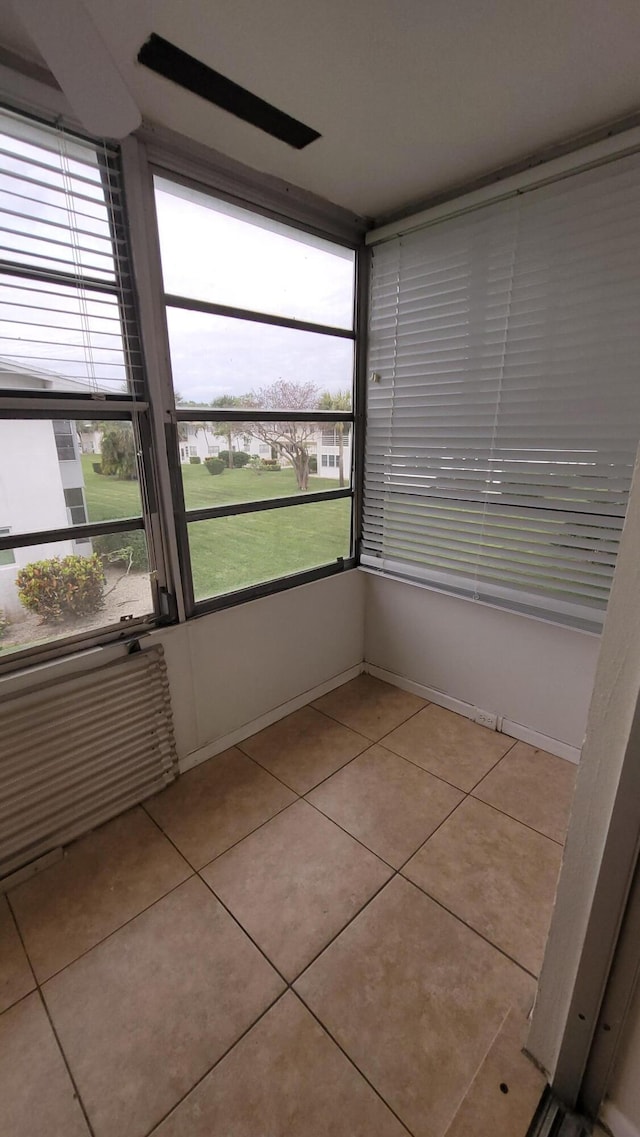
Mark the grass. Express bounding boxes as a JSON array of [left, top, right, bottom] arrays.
[[81, 456, 351, 598]]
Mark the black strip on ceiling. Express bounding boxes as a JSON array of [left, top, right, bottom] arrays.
[[137, 33, 321, 150]]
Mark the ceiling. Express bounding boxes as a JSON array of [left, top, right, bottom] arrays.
[[2, 0, 640, 220]]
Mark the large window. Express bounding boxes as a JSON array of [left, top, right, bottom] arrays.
[[364, 151, 640, 631], [0, 107, 160, 663], [153, 176, 357, 608]]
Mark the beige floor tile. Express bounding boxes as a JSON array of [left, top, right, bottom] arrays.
[[203, 800, 391, 980], [153, 991, 407, 1137], [313, 674, 426, 741], [444, 1007, 545, 1137], [239, 705, 368, 794], [295, 875, 528, 1137], [0, 992, 89, 1137], [403, 797, 563, 974], [307, 744, 463, 868], [383, 704, 514, 791], [144, 747, 295, 868], [43, 877, 284, 1137], [0, 894, 34, 1012], [473, 741, 577, 844], [10, 808, 191, 982]]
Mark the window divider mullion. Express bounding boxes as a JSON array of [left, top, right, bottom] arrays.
[[184, 487, 352, 525], [164, 292, 355, 340]]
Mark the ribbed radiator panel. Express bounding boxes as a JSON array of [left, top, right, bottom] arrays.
[[0, 646, 178, 880]]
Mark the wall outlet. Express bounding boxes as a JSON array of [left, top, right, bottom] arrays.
[[474, 708, 498, 731]]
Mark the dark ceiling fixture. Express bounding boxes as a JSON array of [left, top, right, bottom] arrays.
[[137, 33, 321, 150]]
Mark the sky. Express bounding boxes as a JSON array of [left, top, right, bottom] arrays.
[[154, 178, 355, 407], [0, 109, 355, 410]]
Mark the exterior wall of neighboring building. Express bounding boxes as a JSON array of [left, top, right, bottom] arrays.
[[177, 424, 353, 479], [0, 419, 77, 619]]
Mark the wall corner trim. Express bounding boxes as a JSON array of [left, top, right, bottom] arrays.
[[363, 662, 581, 764], [178, 661, 364, 773]]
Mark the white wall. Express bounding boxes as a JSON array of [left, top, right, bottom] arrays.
[[150, 569, 365, 764], [364, 572, 600, 752], [601, 981, 640, 1137], [0, 420, 74, 618]]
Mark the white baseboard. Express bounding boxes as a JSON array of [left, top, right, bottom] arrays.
[[363, 663, 581, 765], [178, 662, 365, 773], [600, 1101, 640, 1137]]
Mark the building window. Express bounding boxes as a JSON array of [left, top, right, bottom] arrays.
[[0, 527, 15, 567], [53, 420, 77, 462], [153, 173, 357, 608], [189, 446, 197, 457], [0, 106, 161, 667], [64, 487, 88, 527]]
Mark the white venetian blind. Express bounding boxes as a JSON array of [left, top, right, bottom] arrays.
[[363, 151, 640, 631], [0, 106, 141, 394]]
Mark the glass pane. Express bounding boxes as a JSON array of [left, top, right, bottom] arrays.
[[154, 176, 354, 329], [188, 499, 351, 601], [0, 276, 130, 393], [0, 530, 153, 659], [167, 307, 353, 408], [180, 421, 352, 508], [0, 419, 142, 539]]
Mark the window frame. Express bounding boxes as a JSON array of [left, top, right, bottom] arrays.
[[0, 105, 173, 674], [144, 160, 364, 616]]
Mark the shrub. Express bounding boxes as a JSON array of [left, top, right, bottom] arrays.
[[92, 462, 103, 475], [17, 554, 105, 624], [189, 455, 201, 464], [309, 455, 318, 473], [260, 459, 282, 471], [204, 457, 225, 476], [100, 424, 138, 480], [0, 608, 8, 639], [93, 531, 148, 572], [218, 450, 251, 468]]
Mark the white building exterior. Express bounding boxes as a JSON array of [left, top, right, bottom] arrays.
[[177, 422, 353, 480], [0, 360, 91, 619]]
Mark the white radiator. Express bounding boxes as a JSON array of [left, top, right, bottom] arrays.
[[0, 645, 178, 882]]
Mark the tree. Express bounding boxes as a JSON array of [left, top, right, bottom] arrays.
[[210, 395, 247, 468], [99, 422, 138, 479], [317, 390, 352, 487], [245, 380, 319, 491]]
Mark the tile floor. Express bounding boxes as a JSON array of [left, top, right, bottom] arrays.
[[0, 674, 577, 1137]]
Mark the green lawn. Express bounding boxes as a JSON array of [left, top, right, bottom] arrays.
[[81, 456, 351, 598]]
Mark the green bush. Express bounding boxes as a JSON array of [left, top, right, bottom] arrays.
[[93, 531, 148, 572], [204, 457, 225, 476], [17, 554, 105, 624], [309, 455, 318, 473], [100, 425, 138, 480], [189, 455, 201, 464], [0, 608, 8, 639], [92, 462, 103, 475], [218, 450, 251, 468], [260, 459, 282, 471]]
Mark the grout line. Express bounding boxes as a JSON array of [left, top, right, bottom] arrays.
[[4, 891, 38, 993], [142, 785, 299, 873], [467, 793, 566, 847], [291, 989, 415, 1135], [399, 874, 539, 982], [198, 873, 291, 988], [144, 988, 290, 1136], [234, 735, 370, 797], [23, 871, 197, 987], [301, 794, 398, 870], [37, 987, 97, 1137]]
